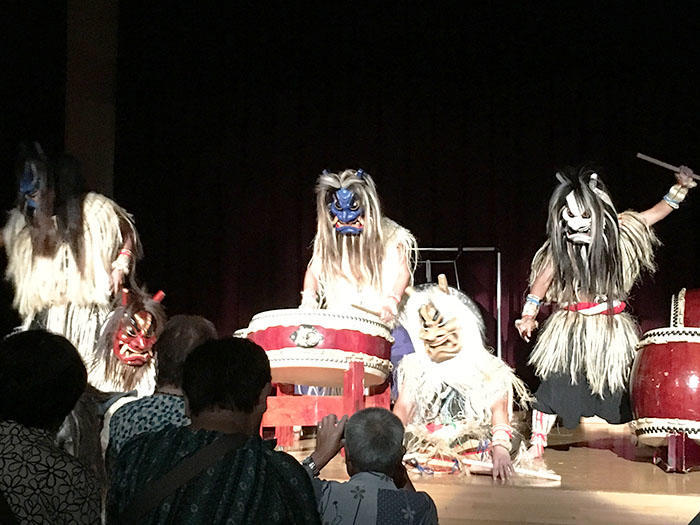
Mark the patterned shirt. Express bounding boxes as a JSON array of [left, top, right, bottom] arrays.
[[108, 393, 188, 455], [0, 420, 101, 524], [311, 471, 438, 525], [107, 425, 321, 524]]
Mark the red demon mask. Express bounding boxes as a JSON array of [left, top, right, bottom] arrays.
[[112, 290, 165, 366]]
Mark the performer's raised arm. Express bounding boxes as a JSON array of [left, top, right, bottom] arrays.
[[392, 382, 415, 425], [110, 225, 135, 296], [300, 259, 321, 309], [638, 165, 696, 226], [378, 243, 412, 324], [515, 260, 554, 343]]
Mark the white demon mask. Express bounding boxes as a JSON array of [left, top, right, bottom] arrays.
[[562, 190, 592, 244]]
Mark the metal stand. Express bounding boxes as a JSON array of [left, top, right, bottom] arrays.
[[417, 247, 502, 359]]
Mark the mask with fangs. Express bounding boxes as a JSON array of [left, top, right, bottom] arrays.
[[112, 289, 165, 366], [328, 187, 364, 235]]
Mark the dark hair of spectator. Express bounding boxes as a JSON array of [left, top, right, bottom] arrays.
[[182, 337, 271, 416], [155, 315, 218, 388], [0, 330, 87, 431], [344, 407, 405, 475]]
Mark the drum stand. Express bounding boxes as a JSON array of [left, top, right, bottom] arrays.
[[260, 361, 391, 448], [652, 433, 700, 473]]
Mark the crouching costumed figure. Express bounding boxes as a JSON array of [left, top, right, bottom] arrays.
[[394, 276, 531, 480]]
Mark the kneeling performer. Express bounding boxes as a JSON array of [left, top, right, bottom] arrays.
[[394, 275, 531, 480]]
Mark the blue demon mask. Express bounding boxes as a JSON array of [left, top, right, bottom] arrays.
[[329, 187, 364, 235], [19, 161, 41, 210]]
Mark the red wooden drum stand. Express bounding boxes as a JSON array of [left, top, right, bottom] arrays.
[[237, 309, 395, 447], [630, 288, 700, 472], [262, 362, 391, 448]]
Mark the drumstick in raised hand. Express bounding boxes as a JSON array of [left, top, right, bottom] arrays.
[[637, 152, 700, 180]]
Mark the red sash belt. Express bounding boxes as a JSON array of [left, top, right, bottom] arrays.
[[563, 301, 627, 315]]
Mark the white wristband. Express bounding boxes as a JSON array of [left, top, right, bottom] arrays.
[[111, 253, 131, 274]]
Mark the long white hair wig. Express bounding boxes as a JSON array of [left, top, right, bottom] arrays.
[[540, 166, 624, 303]]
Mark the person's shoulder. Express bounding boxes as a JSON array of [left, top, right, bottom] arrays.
[[416, 490, 439, 525], [83, 191, 113, 207], [3, 208, 25, 230], [412, 490, 439, 520], [266, 447, 318, 484], [119, 423, 180, 456], [377, 488, 438, 524], [47, 447, 102, 521], [111, 395, 151, 418], [267, 447, 306, 470], [381, 217, 416, 246], [381, 217, 400, 233], [115, 394, 183, 418], [83, 192, 132, 218], [618, 209, 645, 226], [43, 439, 101, 493]]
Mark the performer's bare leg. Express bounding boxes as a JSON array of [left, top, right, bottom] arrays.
[[528, 409, 557, 458]]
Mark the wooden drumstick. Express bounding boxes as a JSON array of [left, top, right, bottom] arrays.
[[636, 152, 700, 180], [351, 303, 382, 317]]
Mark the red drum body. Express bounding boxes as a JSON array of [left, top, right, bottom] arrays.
[[630, 289, 700, 446], [239, 309, 394, 388]]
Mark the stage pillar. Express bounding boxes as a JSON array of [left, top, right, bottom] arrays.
[[64, 0, 118, 196]]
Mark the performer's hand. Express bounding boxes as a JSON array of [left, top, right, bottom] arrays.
[[299, 290, 319, 310], [110, 268, 125, 296], [311, 414, 348, 471], [379, 305, 396, 324], [515, 316, 538, 342], [379, 297, 399, 324], [676, 165, 698, 189], [491, 445, 514, 482]]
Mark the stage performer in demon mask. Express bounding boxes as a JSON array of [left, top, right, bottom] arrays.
[[92, 288, 165, 395], [394, 275, 532, 480], [301, 168, 417, 326], [55, 288, 165, 493], [1, 143, 142, 368], [299, 168, 417, 397], [516, 164, 697, 457]]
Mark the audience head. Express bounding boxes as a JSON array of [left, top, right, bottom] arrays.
[[344, 407, 405, 476], [0, 330, 87, 432], [182, 337, 271, 417], [155, 315, 217, 388]]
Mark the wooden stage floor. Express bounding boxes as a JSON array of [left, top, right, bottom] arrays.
[[286, 419, 700, 524]]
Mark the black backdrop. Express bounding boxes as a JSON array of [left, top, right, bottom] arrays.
[[3, 3, 699, 388]]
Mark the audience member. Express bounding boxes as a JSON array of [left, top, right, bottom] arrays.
[[107, 315, 218, 460], [304, 408, 438, 525], [107, 337, 320, 524], [0, 330, 101, 524]]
